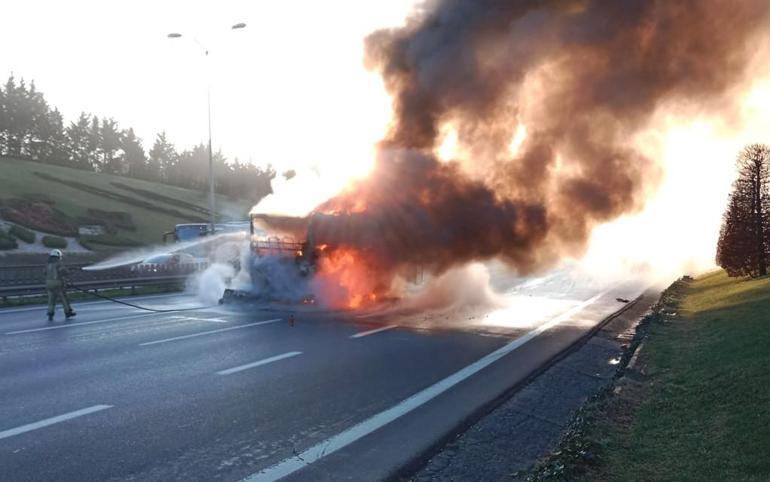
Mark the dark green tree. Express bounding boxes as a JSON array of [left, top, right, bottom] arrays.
[[32, 107, 67, 163], [22, 80, 52, 159], [176, 143, 209, 189], [2, 76, 30, 156], [149, 132, 177, 183], [121, 127, 147, 178], [99, 118, 123, 173], [87, 116, 101, 170], [66, 113, 94, 170], [0, 77, 11, 154], [0, 76, 277, 200], [717, 144, 770, 277]]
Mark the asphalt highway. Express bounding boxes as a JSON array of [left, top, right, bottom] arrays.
[[0, 275, 643, 481]]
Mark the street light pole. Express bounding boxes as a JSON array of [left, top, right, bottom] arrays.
[[207, 82, 215, 233], [168, 23, 246, 234]]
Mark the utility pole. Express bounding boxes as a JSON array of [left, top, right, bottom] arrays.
[[167, 22, 247, 233], [207, 83, 215, 232]]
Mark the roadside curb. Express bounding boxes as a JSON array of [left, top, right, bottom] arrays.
[[521, 279, 689, 480], [399, 291, 652, 481]]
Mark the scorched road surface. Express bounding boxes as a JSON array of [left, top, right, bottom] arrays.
[[0, 275, 642, 481]]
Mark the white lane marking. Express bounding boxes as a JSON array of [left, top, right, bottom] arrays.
[[5, 312, 160, 335], [139, 318, 282, 346], [170, 316, 229, 324], [217, 351, 303, 375], [0, 405, 112, 441], [350, 325, 398, 339], [355, 312, 383, 319], [245, 292, 606, 482]]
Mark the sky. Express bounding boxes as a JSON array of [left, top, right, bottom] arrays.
[[1, 0, 416, 187], [580, 71, 770, 281]]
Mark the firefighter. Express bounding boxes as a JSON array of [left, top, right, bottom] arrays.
[[45, 249, 76, 321]]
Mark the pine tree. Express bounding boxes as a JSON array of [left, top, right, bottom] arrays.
[[121, 128, 147, 178], [34, 107, 67, 163], [99, 118, 123, 173], [0, 77, 8, 154], [23, 80, 52, 160], [3, 76, 28, 156], [143, 141, 161, 182], [716, 144, 770, 277], [66, 113, 94, 170], [717, 195, 752, 276], [149, 132, 177, 183], [177, 143, 209, 189], [87, 116, 101, 170], [0, 76, 278, 199]]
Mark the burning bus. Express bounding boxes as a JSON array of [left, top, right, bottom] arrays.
[[219, 211, 387, 308], [219, 213, 318, 304]]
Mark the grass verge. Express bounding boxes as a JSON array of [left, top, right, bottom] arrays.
[[0, 156, 251, 245], [528, 270, 770, 481]]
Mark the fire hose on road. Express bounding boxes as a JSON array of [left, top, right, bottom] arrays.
[[66, 282, 217, 313], [0, 263, 212, 309]]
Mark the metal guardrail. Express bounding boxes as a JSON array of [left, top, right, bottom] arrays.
[[0, 262, 208, 300]]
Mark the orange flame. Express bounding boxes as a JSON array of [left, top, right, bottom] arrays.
[[350, 198, 368, 213], [315, 247, 380, 309]]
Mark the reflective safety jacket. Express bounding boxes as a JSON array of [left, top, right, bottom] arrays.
[[45, 259, 67, 288]]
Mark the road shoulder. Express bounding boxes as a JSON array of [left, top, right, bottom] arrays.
[[410, 290, 658, 481]]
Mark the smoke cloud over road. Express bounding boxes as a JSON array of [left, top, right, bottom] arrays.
[[264, 0, 770, 303]]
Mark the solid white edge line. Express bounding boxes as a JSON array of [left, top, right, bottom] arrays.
[[0, 405, 113, 441], [139, 318, 282, 346], [5, 312, 161, 335], [350, 325, 398, 339], [217, 351, 303, 375], [244, 292, 607, 482]]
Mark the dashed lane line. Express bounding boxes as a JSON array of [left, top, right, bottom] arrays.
[[350, 325, 398, 339], [0, 405, 113, 441], [217, 351, 303, 375], [169, 315, 230, 324], [245, 292, 606, 482], [139, 318, 282, 346]]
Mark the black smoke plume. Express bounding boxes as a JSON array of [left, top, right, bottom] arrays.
[[266, 0, 770, 292]]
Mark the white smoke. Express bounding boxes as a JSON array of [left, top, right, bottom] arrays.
[[252, 168, 337, 217], [244, 255, 313, 304], [190, 262, 236, 305], [396, 262, 504, 311]]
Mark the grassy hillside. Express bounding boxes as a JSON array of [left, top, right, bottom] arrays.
[[0, 157, 253, 247], [585, 271, 770, 481]]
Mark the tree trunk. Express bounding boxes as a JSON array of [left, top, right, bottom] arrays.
[[756, 168, 767, 276]]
